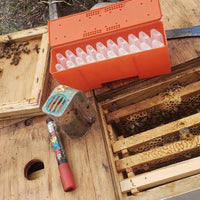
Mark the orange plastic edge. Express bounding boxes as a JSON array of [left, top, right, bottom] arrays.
[[50, 21, 170, 91], [49, 0, 171, 91], [48, 0, 162, 47]]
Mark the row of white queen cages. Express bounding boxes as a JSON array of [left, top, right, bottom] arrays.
[[55, 29, 164, 71]]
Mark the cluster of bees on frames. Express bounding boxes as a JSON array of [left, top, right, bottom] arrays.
[[119, 84, 200, 137], [0, 35, 40, 66]]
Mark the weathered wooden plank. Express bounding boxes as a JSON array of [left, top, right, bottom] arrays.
[[101, 57, 200, 110], [119, 136, 135, 177], [0, 112, 44, 121], [118, 136, 138, 195], [120, 156, 200, 193], [0, 99, 117, 200], [0, 26, 48, 43], [126, 174, 200, 200], [0, 117, 30, 129], [0, 26, 49, 120], [106, 80, 200, 123], [98, 106, 125, 200], [31, 32, 49, 103], [116, 134, 200, 172], [112, 112, 200, 153], [0, 102, 44, 120]]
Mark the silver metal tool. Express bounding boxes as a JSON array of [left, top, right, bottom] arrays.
[[165, 25, 200, 39]]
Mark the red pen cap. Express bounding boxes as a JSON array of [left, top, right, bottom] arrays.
[[58, 163, 76, 192]]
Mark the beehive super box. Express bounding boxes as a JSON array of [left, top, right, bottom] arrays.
[[48, 0, 171, 91]]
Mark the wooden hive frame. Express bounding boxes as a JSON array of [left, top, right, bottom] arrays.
[[97, 57, 200, 200], [0, 26, 49, 120]]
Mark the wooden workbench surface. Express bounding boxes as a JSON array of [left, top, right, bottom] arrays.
[[0, 78, 116, 200], [0, 0, 200, 199]]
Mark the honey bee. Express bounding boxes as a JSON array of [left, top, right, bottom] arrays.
[[22, 46, 30, 54], [7, 35, 14, 45], [22, 41, 29, 46], [0, 38, 32, 65], [10, 55, 21, 66], [142, 163, 149, 171], [33, 44, 40, 54], [184, 152, 191, 159], [179, 128, 193, 140]]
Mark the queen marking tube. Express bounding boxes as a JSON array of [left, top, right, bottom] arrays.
[[46, 117, 75, 192]]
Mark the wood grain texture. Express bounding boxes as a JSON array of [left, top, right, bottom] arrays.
[[0, 117, 30, 129], [0, 38, 41, 104], [120, 156, 200, 193], [106, 80, 200, 123], [119, 136, 135, 178], [113, 112, 200, 153], [118, 136, 138, 195], [126, 174, 200, 200], [0, 27, 49, 120], [116, 134, 200, 172], [161, 0, 200, 29], [0, 100, 116, 200], [30, 32, 49, 103], [161, 0, 200, 67], [97, 106, 125, 200], [0, 26, 48, 43]]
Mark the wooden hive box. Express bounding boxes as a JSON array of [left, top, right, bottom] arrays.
[[97, 57, 200, 200], [0, 26, 49, 120], [95, 1, 200, 197]]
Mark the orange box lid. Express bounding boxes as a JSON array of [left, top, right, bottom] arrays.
[[49, 0, 162, 48]]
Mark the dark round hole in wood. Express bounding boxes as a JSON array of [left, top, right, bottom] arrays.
[[24, 159, 44, 180], [24, 118, 33, 126]]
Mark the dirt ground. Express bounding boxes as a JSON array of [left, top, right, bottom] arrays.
[[0, 0, 49, 35], [0, 0, 101, 35], [0, 0, 121, 35], [57, 0, 98, 17]]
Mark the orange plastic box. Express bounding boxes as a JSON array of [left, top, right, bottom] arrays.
[[48, 0, 171, 91]]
